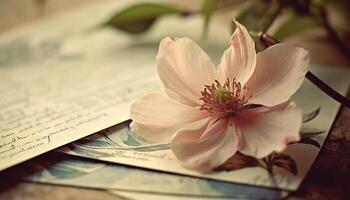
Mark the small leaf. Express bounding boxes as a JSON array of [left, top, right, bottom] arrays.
[[296, 137, 321, 148], [104, 3, 182, 34], [271, 153, 298, 175], [302, 106, 321, 123], [214, 152, 259, 172], [201, 0, 217, 35], [274, 15, 318, 39], [300, 127, 325, 137], [262, 153, 298, 175]]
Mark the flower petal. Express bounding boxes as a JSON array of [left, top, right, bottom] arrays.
[[157, 37, 216, 106], [217, 19, 256, 85], [246, 44, 310, 106], [130, 92, 207, 143], [237, 101, 302, 158], [171, 118, 240, 172]]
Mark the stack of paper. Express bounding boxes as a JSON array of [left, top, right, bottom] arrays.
[[0, 0, 349, 199]]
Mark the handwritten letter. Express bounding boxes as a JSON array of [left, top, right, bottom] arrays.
[[0, 31, 160, 171]]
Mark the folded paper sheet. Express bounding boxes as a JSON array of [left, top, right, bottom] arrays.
[[59, 64, 350, 190]]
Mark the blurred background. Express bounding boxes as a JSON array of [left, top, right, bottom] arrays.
[[0, 0, 349, 66]]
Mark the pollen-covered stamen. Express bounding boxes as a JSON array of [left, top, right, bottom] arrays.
[[199, 78, 251, 114]]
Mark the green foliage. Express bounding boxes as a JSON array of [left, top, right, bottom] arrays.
[[300, 127, 325, 137], [297, 137, 321, 148], [214, 152, 259, 172], [236, 0, 281, 32], [104, 3, 183, 34], [275, 15, 318, 39], [302, 107, 321, 123], [267, 153, 298, 175]]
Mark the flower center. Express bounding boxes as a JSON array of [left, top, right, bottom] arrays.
[[199, 78, 251, 115]]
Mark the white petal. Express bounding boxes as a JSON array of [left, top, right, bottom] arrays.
[[246, 44, 310, 106], [217, 19, 256, 85], [171, 118, 240, 172], [237, 101, 302, 158], [157, 37, 216, 106], [130, 92, 207, 143]]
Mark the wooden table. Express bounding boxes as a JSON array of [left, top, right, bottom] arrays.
[[0, 1, 349, 199]]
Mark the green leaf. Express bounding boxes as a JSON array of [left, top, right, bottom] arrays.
[[201, 0, 217, 34], [302, 107, 321, 123], [104, 3, 182, 34], [270, 153, 298, 175], [300, 127, 325, 137], [274, 15, 318, 39], [297, 137, 321, 148], [214, 152, 259, 172], [236, 0, 281, 32]]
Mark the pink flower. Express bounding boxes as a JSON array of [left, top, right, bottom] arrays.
[[130, 20, 310, 172]]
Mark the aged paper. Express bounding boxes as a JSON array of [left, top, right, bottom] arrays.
[[59, 65, 350, 190], [0, 60, 159, 171], [0, 0, 167, 171]]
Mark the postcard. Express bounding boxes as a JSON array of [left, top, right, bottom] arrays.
[[59, 64, 350, 190], [21, 152, 284, 199]]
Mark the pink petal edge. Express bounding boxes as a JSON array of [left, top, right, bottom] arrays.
[[130, 92, 208, 143], [171, 118, 240, 172], [246, 44, 310, 107], [157, 37, 216, 106], [217, 19, 256, 85]]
